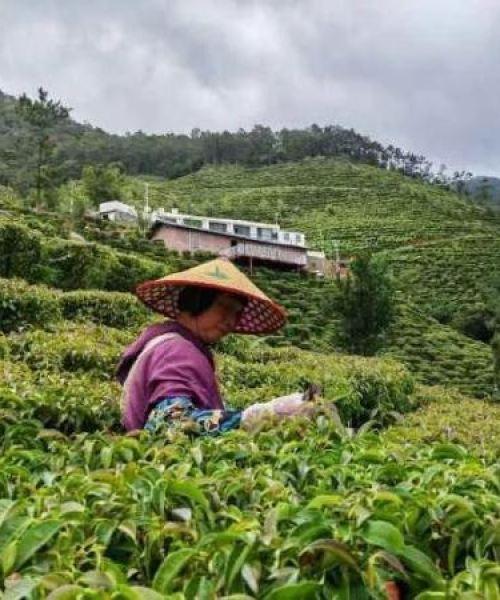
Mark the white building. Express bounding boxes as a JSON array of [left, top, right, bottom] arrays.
[[99, 201, 138, 223], [150, 208, 306, 247]]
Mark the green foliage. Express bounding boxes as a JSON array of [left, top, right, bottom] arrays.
[[4, 155, 500, 597], [451, 302, 496, 343], [0, 359, 121, 434], [42, 239, 165, 292], [43, 239, 120, 290], [0, 278, 61, 333], [82, 163, 125, 208], [334, 253, 394, 355], [492, 332, 500, 395], [1, 356, 500, 597], [385, 386, 500, 454], [60, 290, 151, 329], [384, 235, 500, 324], [7, 323, 132, 377], [218, 343, 415, 428], [140, 160, 499, 255], [1, 87, 440, 185], [0, 219, 42, 280], [15, 88, 70, 207], [381, 303, 495, 398]]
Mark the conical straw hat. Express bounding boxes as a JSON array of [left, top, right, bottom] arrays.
[[136, 258, 287, 334]]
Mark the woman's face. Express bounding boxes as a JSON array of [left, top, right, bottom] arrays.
[[193, 293, 246, 343]]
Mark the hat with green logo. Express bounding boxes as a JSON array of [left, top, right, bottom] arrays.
[[136, 258, 287, 334]]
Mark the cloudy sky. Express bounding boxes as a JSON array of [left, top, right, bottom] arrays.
[[1, 0, 499, 175]]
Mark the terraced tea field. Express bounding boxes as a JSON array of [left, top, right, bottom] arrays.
[[2, 162, 500, 598], [140, 160, 500, 254]]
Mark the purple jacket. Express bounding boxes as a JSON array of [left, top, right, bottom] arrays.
[[116, 321, 224, 431]]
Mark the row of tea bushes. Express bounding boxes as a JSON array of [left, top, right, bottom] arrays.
[[5, 322, 134, 378], [380, 303, 495, 399], [0, 359, 122, 435], [0, 218, 42, 280], [0, 279, 152, 332], [0, 216, 196, 294], [383, 234, 500, 321], [218, 345, 415, 428], [0, 278, 62, 333], [1, 319, 416, 430], [3, 387, 500, 598], [385, 386, 500, 457]]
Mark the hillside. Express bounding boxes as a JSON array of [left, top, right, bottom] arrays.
[[1, 204, 500, 598], [3, 167, 500, 597], [1, 86, 441, 190], [1, 178, 498, 400], [141, 160, 500, 255]]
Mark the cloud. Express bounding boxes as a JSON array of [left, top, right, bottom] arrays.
[[0, 0, 499, 174]]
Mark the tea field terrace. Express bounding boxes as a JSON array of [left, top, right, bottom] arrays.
[[138, 160, 500, 255]]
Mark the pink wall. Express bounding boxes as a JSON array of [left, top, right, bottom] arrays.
[[152, 226, 232, 253]]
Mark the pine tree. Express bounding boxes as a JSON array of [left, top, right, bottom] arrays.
[[16, 88, 70, 208]]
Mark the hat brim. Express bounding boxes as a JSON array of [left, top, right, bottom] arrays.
[[136, 278, 287, 335]]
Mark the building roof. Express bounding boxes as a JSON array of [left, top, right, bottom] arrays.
[[153, 209, 279, 231], [99, 201, 137, 216]]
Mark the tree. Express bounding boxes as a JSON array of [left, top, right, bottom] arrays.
[[81, 163, 124, 208], [478, 178, 492, 204], [492, 330, 500, 396], [333, 252, 394, 355], [16, 87, 70, 208]]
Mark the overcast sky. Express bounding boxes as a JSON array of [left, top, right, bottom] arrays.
[[1, 0, 499, 176]]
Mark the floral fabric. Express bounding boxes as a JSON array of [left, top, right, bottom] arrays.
[[145, 396, 242, 436]]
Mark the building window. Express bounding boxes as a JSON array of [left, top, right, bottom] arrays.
[[234, 224, 250, 237], [295, 234, 302, 244], [209, 221, 227, 233], [183, 218, 203, 228], [283, 232, 290, 242], [257, 227, 273, 240]]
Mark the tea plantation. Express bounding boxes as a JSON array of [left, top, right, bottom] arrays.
[[2, 162, 500, 600]]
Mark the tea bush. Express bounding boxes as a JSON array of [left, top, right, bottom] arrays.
[[219, 348, 415, 427], [0, 359, 121, 434], [0, 218, 42, 280], [0, 278, 62, 333], [7, 322, 133, 377], [385, 385, 500, 456], [3, 392, 500, 598], [60, 290, 152, 329], [380, 302, 495, 398]]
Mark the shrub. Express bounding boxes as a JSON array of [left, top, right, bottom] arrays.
[[43, 239, 169, 293], [0, 278, 62, 333], [7, 323, 132, 378], [451, 303, 496, 343], [0, 359, 121, 434], [103, 252, 165, 293], [0, 218, 42, 281], [43, 239, 120, 290], [219, 345, 415, 427], [60, 289, 151, 329]]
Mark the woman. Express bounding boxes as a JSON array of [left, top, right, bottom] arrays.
[[117, 258, 319, 435]]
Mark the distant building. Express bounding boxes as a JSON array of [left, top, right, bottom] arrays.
[[150, 208, 314, 272], [99, 201, 137, 223]]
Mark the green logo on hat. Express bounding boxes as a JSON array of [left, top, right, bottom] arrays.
[[207, 265, 229, 280]]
